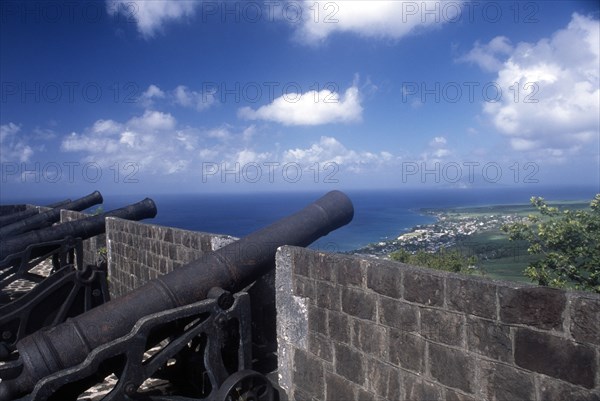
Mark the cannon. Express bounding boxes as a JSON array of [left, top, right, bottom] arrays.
[[0, 198, 158, 355], [0, 190, 354, 401], [0, 192, 103, 239], [0, 199, 72, 228]]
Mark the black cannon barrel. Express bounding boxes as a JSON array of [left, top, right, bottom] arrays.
[[0, 199, 72, 228], [0, 198, 157, 263], [0, 190, 353, 400], [0, 208, 39, 228], [0, 191, 103, 239]]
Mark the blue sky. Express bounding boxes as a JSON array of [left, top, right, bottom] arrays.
[[1, 0, 599, 199]]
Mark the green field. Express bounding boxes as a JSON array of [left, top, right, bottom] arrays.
[[444, 200, 590, 283]]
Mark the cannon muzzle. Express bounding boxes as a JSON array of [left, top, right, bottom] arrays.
[[0, 191, 103, 239], [0, 190, 353, 399], [0, 198, 157, 263]]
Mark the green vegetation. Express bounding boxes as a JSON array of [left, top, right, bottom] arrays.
[[390, 247, 480, 275], [502, 195, 600, 293]]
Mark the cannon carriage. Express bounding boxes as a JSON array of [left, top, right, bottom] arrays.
[[0, 191, 354, 401]]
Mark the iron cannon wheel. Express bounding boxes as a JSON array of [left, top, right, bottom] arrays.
[[215, 370, 275, 401]]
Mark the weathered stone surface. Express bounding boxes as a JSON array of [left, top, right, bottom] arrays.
[[379, 297, 418, 333], [352, 319, 388, 359], [481, 360, 535, 401], [365, 359, 401, 399], [309, 332, 333, 363], [325, 372, 357, 401], [316, 282, 341, 311], [293, 349, 324, 399], [421, 307, 465, 347], [538, 375, 600, 401], [403, 374, 443, 400], [328, 311, 350, 344], [499, 286, 566, 330], [337, 257, 364, 287], [445, 389, 478, 401], [294, 276, 316, 300], [446, 276, 497, 319], [311, 252, 337, 283], [466, 316, 512, 363], [308, 305, 328, 336], [403, 270, 444, 306], [429, 343, 475, 393], [357, 389, 376, 401], [342, 288, 376, 321], [334, 343, 365, 386], [515, 328, 596, 388], [367, 260, 401, 298], [292, 247, 311, 278], [389, 330, 425, 373], [570, 295, 600, 346]]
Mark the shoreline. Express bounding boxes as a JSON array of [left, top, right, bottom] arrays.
[[348, 200, 591, 259]]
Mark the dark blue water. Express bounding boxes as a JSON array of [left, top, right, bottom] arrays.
[[3, 187, 597, 252]]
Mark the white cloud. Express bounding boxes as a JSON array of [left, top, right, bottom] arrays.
[[61, 110, 191, 174], [292, 1, 463, 45], [137, 84, 216, 111], [139, 84, 165, 107], [239, 85, 362, 126], [457, 36, 513, 72], [106, 0, 198, 38], [173, 85, 216, 111], [0, 123, 34, 163], [475, 13, 599, 157], [282, 136, 394, 172]]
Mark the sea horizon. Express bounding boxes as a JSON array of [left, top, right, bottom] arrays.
[[2, 186, 597, 252]]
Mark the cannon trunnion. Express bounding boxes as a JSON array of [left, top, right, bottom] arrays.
[[0, 190, 354, 401]]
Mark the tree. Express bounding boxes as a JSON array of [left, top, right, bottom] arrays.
[[502, 194, 600, 293], [390, 247, 479, 275]]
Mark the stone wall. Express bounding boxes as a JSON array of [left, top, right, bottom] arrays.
[[105, 217, 236, 298], [60, 209, 106, 269], [276, 246, 600, 401]]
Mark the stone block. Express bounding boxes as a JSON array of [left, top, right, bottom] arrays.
[[481, 360, 535, 401], [295, 276, 316, 300], [420, 307, 464, 347], [429, 343, 475, 394], [403, 270, 444, 307], [403, 374, 443, 400], [570, 295, 600, 346], [538, 374, 600, 401], [446, 276, 497, 319], [325, 372, 357, 401], [308, 305, 328, 336], [515, 327, 596, 388], [352, 318, 388, 359], [499, 286, 566, 330], [367, 260, 401, 298], [365, 359, 401, 399], [379, 297, 418, 333], [338, 258, 364, 287], [445, 389, 478, 401], [293, 349, 324, 399], [342, 288, 376, 321], [316, 282, 341, 311], [328, 311, 350, 344], [334, 343, 365, 386], [309, 332, 333, 363], [389, 330, 425, 373], [466, 316, 512, 363]]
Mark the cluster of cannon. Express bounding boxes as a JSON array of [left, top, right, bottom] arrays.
[[0, 190, 354, 401]]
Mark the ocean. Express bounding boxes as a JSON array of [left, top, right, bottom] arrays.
[[4, 186, 597, 252]]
